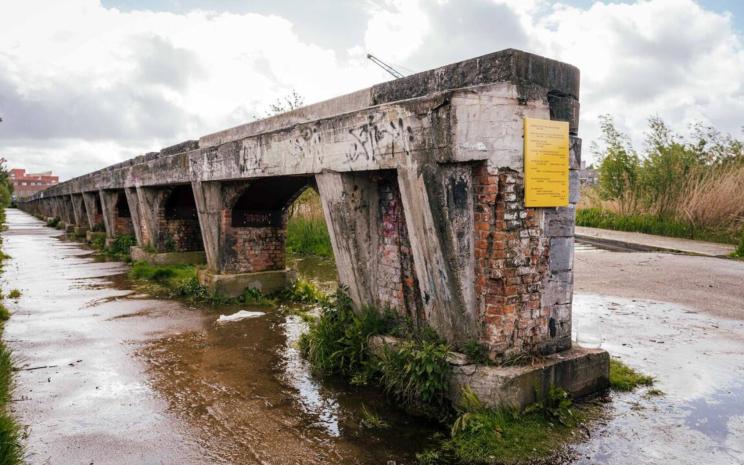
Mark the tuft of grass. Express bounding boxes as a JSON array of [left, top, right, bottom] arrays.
[[89, 234, 106, 250], [285, 189, 333, 257], [46, 217, 60, 228], [436, 386, 584, 465], [101, 234, 136, 261], [276, 278, 329, 305], [286, 216, 333, 257], [0, 305, 9, 321], [378, 339, 451, 409], [299, 290, 394, 379], [734, 233, 744, 258], [461, 339, 491, 365], [359, 405, 389, 429], [6, 290, 20, 300], [609, 358, 654, 391]]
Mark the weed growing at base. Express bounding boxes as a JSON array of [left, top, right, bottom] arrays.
[[129, 261, 328, 307], [98, 234, 136, 261], [609, 358, 654, 391], [299, 292, 595, 464]]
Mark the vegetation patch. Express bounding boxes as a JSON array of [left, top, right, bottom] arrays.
[[577, 208, 737, 245], [0, 179, 24, 464], [46, 217, 60, 228], [129, 262, 328, 307], [299, 293, 597, 464], [6, 291, 20, 301], [581, 115, 744, 244], [734, 234, 744, 258], [99, 234, 137, 261], [285, 189, 332, 257], [609, 358, 654, 391]]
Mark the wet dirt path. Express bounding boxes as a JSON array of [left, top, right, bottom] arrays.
[[1, 209, 438, 464], [573, 246, 744, 465]]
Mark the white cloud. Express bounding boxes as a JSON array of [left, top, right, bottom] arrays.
[[1, 0, 743, 179], [0, 0, 391, 179]]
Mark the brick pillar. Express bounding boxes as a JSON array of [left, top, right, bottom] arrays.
[[157, 185, 203, 252], [99, 190, 134, 238]]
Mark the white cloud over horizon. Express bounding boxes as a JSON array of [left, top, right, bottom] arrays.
[[1, 0, 742, 179]]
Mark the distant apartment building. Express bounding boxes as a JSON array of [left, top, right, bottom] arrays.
[[9, 168, 59, 198]]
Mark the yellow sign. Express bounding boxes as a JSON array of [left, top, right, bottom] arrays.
[[524, 117, 569, 207]]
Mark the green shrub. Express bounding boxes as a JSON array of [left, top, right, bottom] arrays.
[[170, 276, 210, 301], [299, 291, 393, 378], [0, 305, 8, 321], [378, 339, 451, 408], [103, 234, 136, 260], [46, 217, 60, 228], [609, 358, 654, 391], [6, 290, 20, 300], [90, 234, 106, 250]]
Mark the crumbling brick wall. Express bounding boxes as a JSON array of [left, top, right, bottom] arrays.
[[376, 177, 422, 321], [156, 212, 203, 252], [473, 162, 554, 359], [114, 216, 134, 236], [220, 209, 286, 274]]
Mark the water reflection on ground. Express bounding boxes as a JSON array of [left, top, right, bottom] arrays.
[[4, 208, 744, 464]]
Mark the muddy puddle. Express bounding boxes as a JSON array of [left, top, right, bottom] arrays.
[[3, 208, 743, 465], [1, 210, 439, 465]]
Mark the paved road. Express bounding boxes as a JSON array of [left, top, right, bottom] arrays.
[[576, 226, 736, 257]]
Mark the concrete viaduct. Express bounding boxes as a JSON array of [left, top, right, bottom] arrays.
[[18, 49, 586, 363]]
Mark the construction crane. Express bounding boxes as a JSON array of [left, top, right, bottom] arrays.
[[366, 53, 405, 79]]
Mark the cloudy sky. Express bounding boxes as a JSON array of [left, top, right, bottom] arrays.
[[1, 0, 743, 180]]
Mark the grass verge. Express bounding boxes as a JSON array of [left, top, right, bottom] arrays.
[[577, 208, 739, 245], [609, 358, 654, 391], [0, 208, 23, 464]]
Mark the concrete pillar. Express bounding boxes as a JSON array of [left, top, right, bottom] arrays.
[[192, 181, 223, 270], [316, 171, 424, 325], [396, 164, 479, 345], [70, 194, 88, 235], [124, 187, 147, 246], [99, 190, 135, 239], [82, 192, 103, 230]]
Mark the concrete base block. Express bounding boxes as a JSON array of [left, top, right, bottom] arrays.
[[63, 223, 75, 233], [450, 346, 609, 409], [73, 226, 88, 237], [197, 268, 294, 298], [130, 246, 207, 266], [370, 336, 609, 409], [85, 231, 107, 244]]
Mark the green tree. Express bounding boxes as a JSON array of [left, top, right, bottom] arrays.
[[593, 115, 640, 214], [640, 117, 701, 217]]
